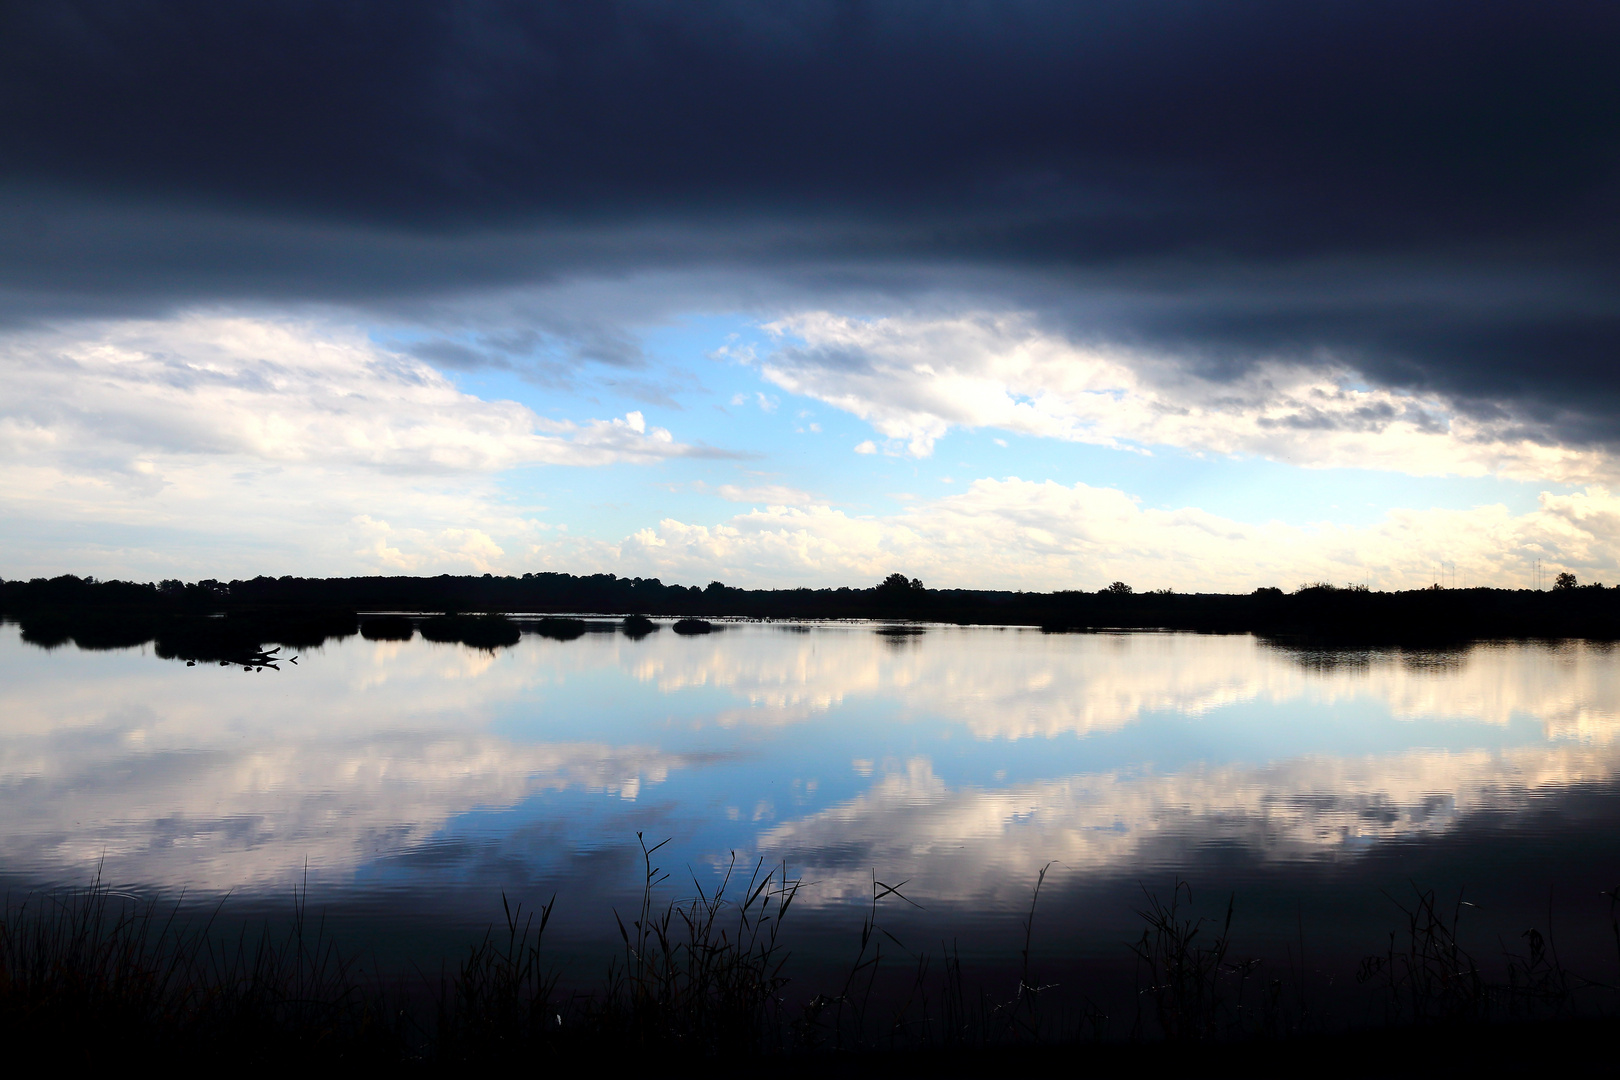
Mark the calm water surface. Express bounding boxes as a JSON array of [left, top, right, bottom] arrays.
[[5, 620, 1620, 976]]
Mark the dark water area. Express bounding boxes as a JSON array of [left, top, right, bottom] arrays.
[[4, 620, 1620, 1017]]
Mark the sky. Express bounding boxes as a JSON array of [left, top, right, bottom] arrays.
[[2, 1, 1620, 592]]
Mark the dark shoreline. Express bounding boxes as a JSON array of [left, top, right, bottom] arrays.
[[4, 866, 1617, 1070], [5, 572, 1620, 657]]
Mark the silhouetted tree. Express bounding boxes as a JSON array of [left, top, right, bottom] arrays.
[[1103, 581, 1133, 595], [1555, 572, 1578, 590], [879, 573, 925, 593]]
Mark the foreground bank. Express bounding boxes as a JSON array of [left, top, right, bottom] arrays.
[[5, 859, 1618, 1069]]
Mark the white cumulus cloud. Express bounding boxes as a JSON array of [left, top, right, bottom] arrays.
[[0, 315, 695, 472], [0, 315, 708, 578], [761, 311, 1614, 483], [593, 479, 1620, 591]]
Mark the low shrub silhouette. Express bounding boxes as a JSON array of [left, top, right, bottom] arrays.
[[621, 614, 659, 638], [420, 614, 521, 649], [360, 616, 414, 641], [531, 617, 587, 641], [673, 618, 715, 635]]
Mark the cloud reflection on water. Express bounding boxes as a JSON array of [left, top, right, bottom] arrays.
[[0, 624, 1617, 904], [645, 629, 1620, 741], [758, 742, 1620, 909]]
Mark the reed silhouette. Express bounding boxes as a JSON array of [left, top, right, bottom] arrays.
[[8, 857, 1620, 1069]]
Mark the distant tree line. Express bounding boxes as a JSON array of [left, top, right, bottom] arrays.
[[4, 571, 1620, 647]]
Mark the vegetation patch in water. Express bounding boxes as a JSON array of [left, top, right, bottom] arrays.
[[673, 618, 716, 635], [531, 616, 587, 641], [420, 614, 521, 649], [621, 614, 659, 638], [361, 615, 415, 641]]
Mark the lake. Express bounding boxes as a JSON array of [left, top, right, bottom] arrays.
[[5, 618, 1620, 998]]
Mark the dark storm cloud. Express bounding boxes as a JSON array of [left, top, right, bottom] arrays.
[[405, 321, 651, 390], [3, 1, 1619, 438]]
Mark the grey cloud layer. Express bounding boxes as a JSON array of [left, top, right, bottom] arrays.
[[2, 2, 1619, 441]]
